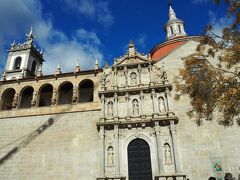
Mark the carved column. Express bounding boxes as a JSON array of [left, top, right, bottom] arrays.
[[99, 126, 105, 177], [51, 88, 57, 106], [155, 122, 165, 174], [12, 93, 19, 109], [113, 93, 118, 118], [72, 86, 78, 104], [113, 67, 118, 89], [140, 91, 144, 115], [125, 92, 130, 117], [151, 89, 157, 114], [114, 124, 120, 176], [101, 94, 105, 118], [170, 121, 181, 172], [31, 91, 38, 108]]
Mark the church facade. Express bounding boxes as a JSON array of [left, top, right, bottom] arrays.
[[0, 6, 239, 180]]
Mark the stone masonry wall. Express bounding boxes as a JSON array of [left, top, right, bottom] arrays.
[[0, 110, 101, 180], [156, 40, 240, 179]]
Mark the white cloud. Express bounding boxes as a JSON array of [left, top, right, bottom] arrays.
[[0, 0, 104, 76], [61, 0, 114, 28], [208, 11, 233, 40], [136, 34, 148, 49]]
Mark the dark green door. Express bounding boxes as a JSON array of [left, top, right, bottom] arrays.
[[128, 139, 153, 180]]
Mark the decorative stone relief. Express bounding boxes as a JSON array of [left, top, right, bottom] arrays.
[[151, 65, 165, 83], [164, 143, 172, 164]]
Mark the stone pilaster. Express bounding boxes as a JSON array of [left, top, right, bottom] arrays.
[[114, 125, 120, 176], [170, 121, 181, 172], [165, 88, 173, 114], [114, 93, 118, 118], [125, 92, 130, 117], [138, 64, 142, 84], [101, 94, 105, 119], [99, 126, 105, 177], [151, 89, 157, 115], [140, 91, 144, 116], [155, 122, 165, 174], [124, 66, 128, 87]]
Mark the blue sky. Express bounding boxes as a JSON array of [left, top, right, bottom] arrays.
[[0, 0, 228, 75]]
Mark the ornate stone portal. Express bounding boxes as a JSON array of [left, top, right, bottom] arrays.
[[97, 42, 181, 180]]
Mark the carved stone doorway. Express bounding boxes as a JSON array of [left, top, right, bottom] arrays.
[[128, 139, 153, 180]]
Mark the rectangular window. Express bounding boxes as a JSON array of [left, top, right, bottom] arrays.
[[178, 25, 182, 33], [170, 26, 174, 35]]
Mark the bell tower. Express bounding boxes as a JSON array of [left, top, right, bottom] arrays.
[[165, 3, 187, 40], [2, 27, 44, 80]]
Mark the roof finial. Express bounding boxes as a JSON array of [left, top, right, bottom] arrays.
[[75, 59, 81, 73], [94, 59, 100, 70], [55, 64, 62, 75], [26, 25, 35, 44]]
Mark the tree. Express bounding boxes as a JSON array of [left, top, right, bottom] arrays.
[[175, 0, 240, 126]]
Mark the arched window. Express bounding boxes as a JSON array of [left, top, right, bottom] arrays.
[[39, 84, 53, 107], [19, 86, 34, 108], [14, 57, 22, 70], [78, 79, 94, 103], [58, 82, 73, 105], [31, 61, 37, 74], [0, 88, 15, 110]]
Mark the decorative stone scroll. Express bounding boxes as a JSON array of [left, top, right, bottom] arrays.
[[151, 65, 165, 84]]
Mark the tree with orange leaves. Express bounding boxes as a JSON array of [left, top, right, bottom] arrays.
[[175, 0, 240, 126]]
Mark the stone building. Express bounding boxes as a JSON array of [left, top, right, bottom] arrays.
[[0, 6, 239, 180]]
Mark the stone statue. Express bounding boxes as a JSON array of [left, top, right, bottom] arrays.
[[108, 146, 114, 166], [164, 144, 172, 164], [158, 97, 166, 113], [107, 101, 113, 116], [132, 99, 139, 115], [130, 72, 137, 86]]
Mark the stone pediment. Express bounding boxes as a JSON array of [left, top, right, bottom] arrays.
[[113, 41, 151, 68]]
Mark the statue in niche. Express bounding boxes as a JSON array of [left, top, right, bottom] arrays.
[[108, 146, 114, 166], [107, 101, 113, 116], [130, 72, 137, 86], [158, 97, 166, 113], [132, 99, 139, 115], [164, 143, 172, 164]]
